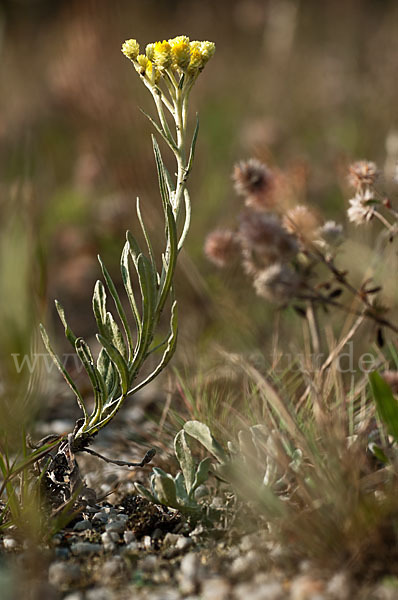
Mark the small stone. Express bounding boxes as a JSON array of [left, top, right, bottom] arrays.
[[104, 506, 117, 516], [326, 572, 351, 600], [70, 542, 102, 556], [86, 588, 114, 600], [230, 552, 260, 578], [93, 512, 109, 524], [105, 521, 125, 534], [147, 590, 180, 600], [234, 581, 284, 600], [114, 513, 129, 522], [124, 541, 139, 553], [163, 533, 180, 547], [101, 532, 113, 544], [202, 577, 230, 600], [123, 531, 136, 544], [102, 556, 125, 580], [73, 520, 93, 532], [55, 547, 70, 559], [140, 555, 157, 572], [63, 594, 84, 600], [48, 562, 81, 588], [178, 552, 201, 595], [84, 506, 98, 514], [3, 537, 17, 550], [143, 535, 152, 550], [176, 536, 193, 551], [290, 575, 325, 600]]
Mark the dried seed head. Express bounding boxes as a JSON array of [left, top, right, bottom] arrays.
[[254, 263, 300, 305], [233, 159, 275, 210], [283, 205, 320, 241], [316, 221, 344, 248], [382, 371, 398, 393], [348, 160, 379, 190], [204, 229, 239, 267], [347, 194, 375, 225], [239, 212, 299, 269]]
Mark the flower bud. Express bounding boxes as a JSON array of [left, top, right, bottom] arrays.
[[145, 43, 155, 61], [121, 39, 140, 61], [153, 40, 172, 70], [169, 35, 191, 70]]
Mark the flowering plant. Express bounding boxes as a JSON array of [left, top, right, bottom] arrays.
[[39, 36, 215, 502]]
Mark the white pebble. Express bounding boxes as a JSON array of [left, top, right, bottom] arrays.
[[70, 542, 102, 556], [48, 562, 81, 587]]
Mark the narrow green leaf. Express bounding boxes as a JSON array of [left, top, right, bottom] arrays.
[[105, 311, 128, 361], [98, 256, 134, 361], [152, 135, 169, 209], [184, 421, 228, 464], [127, 300, 178, 397], [97, 348, 119, 402], [370, 371, 398, 442], [174, 430, 195, 495], [97, 334, 129, 395], [130, 254, 157, 372], [121, 240, 142, 344], [55, 300, 77, 348], [368, 443, 390, 464], [186, 114, 199, 175], [178, 189, 191, 252], [140, 108, 178, 152], [136, 197, 157, 275], [75, 338, 106, 425], [92, 280, 108, 337], [157, 204, 177, 314]]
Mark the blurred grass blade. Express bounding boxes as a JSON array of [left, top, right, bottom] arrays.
[[369, 371, 398, 442]]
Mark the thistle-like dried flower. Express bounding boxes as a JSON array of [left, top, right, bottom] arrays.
[[382, 371, 398, 393], [348, 160, 379, 190], [315, 221, 344, 249], [204, 229, 239, 267], [254, 263, 300, 305], [239, 212, 299, 270], [347, 190, 376, 225], [121, 39, 140, 61], [283, 205, 320, 241], [233, 159, 275, 211]]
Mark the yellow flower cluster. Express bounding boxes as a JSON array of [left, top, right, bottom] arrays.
[[121, 35, 215, 87]]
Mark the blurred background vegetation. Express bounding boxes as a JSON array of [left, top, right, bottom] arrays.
[[1, 0, 398, 433]]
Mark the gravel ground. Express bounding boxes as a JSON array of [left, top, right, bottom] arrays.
[[2, 392, 398, 599]]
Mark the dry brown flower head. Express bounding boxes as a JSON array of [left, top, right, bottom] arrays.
[[204, 229, 239, 267]]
